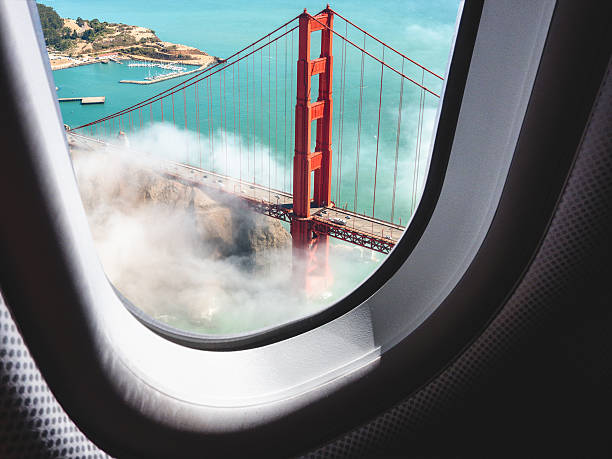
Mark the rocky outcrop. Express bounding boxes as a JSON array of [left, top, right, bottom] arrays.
[[73, 150, 291, 263]]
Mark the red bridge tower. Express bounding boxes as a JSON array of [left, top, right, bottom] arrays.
[[291, 7, 334, 282]]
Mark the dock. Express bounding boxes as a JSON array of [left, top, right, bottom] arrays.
[[58, 96, 106, 105]]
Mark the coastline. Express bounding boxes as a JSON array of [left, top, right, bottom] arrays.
[[50, 51, 219, 84], [50, 50, 217, 71], [45, 9, 218, 72]]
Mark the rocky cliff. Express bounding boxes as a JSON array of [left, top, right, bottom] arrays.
[[73, 150, 291, 265]]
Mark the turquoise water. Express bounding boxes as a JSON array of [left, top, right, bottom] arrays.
[[48, 0, 460, 332], [46, 0, 459, 65], [52, 0, 459, 222]]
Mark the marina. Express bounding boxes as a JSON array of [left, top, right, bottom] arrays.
[[119, 62, 205, 85], [58, 96, 106, 104], [127, 61, 189, 72]]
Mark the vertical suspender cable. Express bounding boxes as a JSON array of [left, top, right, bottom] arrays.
[[372, 47, 384, 217], [275, 39, 278, 191], [172, 93, 175, 127], [411, 68, 425, 213], [221, 71, 227, 174], [206, 77, 212, 171], [290, 27, 294, 194], [261, 45, 264, 181], [268, 37, 272, 200], [226, 70, 229, 174], [354, 33, 366, 213], [210, 77, 215, 172], [391, 58, 405, 224], [183, 89, 188, 162], [160, 99, 164, 122], [246, 53, 249, 176], [183, 88, 187, 130], [337, 22, 348, 204], [239, 56, 243, 184], [283, 26, 288, 192], [416, 69, 426, 208], [196, 83, 201, 167], [252, 45, 256, 183], [334, 21, 346, 202], [232, 63, 236, 178], [411, 80, 421, 211]]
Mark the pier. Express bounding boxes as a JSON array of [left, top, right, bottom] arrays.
[[58, 96, 106, 105]]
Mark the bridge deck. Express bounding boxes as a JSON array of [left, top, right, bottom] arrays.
[[164, 162, 404, 251], [68, 133, 404, 253]]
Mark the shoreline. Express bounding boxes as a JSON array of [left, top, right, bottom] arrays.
[[49, 42, 217, 71], [51, 52, 218, 84]]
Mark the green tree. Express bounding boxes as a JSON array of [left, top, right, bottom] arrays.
[[36, 3, 63, 47], [82, 29, 93, 42], [37, 3, 109, 49]]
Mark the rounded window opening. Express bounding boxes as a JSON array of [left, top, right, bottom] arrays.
[[46, 1, 459, 337]]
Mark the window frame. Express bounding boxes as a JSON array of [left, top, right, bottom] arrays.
[[7, 1, 610, 457]]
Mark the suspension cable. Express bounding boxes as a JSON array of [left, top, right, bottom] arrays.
[[196, 82, 201, 167], [290, 27, 294, 194], [72, 15, 301, 130], [336, 20, 348, 205], [274, 39, 278, 191], [330, 8, 443, 80], [268, 36, 272, 201], [238, 55, 242, 184], [245, 51, 249, 176], [354, 33, 366, 213], [252, 45, 256, 183], [412, 68, 425, 212], [391, 58, 405, 224], [232, 63, 236, 178], [283, 24, 288, 192], [306, 13, 439, 97], [372, 47, 384, 217]]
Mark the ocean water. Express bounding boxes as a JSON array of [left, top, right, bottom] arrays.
[[47, 0, 461, 333], [52, 0, 459, 218]]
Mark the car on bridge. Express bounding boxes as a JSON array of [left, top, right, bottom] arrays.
[[329, 217, 346, 226]]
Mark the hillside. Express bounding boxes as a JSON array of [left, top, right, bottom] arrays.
[[37, 3, 216, 68]]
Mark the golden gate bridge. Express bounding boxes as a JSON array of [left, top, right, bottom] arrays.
[[68, 6, 443, 274]]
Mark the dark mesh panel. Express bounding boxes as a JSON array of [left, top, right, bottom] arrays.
[[0, 300, 110, 459], [303, 60, 612, 459]]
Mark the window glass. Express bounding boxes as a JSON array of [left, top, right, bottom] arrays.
[[46, 0, 460, 335]]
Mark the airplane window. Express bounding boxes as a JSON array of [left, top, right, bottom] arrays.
[[46, 1, 460, 338]]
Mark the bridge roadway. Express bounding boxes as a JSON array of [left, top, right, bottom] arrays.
[[68, 132, 404, 253]]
